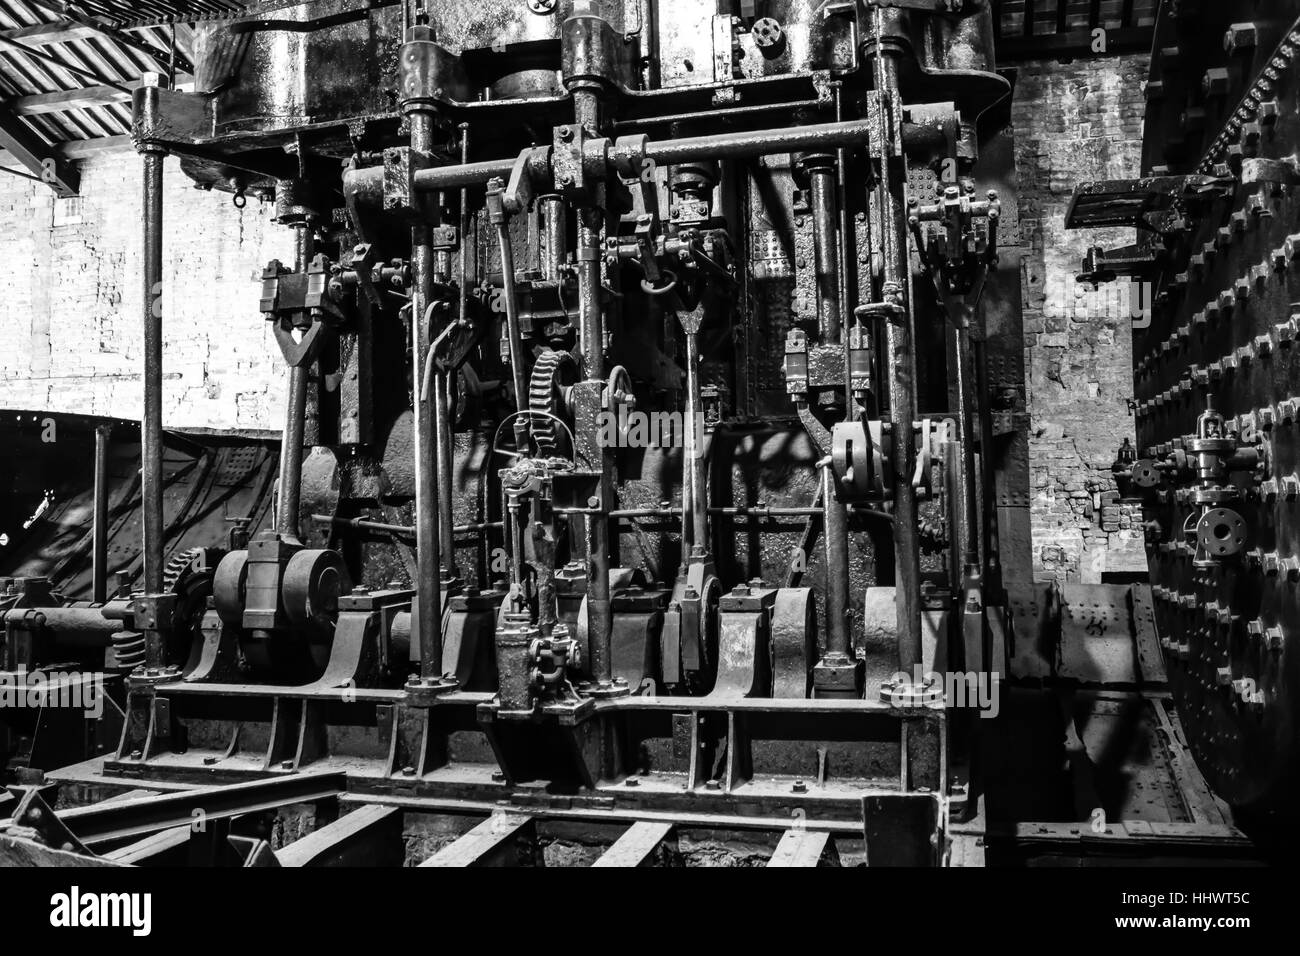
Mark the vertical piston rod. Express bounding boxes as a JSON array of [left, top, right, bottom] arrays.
[[870, 9, 923, 673], [141, 147, 165, 601], [409, 97, 449, 688], [92, 423, 111, 604], [276, 223, 313, 540]]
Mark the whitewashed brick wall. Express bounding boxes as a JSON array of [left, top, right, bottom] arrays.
[[0, 149, 294, 432]]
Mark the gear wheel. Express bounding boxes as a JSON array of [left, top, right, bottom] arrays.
[[113, 547, 224, 673], [528, 349, 578, 455]]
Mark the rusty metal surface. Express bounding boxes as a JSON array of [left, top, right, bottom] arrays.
[[1068, 0, 1300, 815]]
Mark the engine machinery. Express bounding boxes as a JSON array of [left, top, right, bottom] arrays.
[[1, 0, 1035, 864]]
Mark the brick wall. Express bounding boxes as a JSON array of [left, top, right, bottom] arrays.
[[1012, 53, 1151, 583], [0, 150, 292, 432]]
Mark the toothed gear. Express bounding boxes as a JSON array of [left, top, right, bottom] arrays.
[[163, 548, 204, 593], [528, 349, 578, 455]]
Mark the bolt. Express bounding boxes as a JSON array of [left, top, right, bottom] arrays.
[[792, 779, 807, 794], [705, 778, 721, 791], [281, 759, 294, 770], [625, 776, 639, 787], [402, 765, 416, 776]]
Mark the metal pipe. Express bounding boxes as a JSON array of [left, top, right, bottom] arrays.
[[805, 150, 850, 659], [311, 514, 502, 536], [871, 13, 923, 672], [952, 309, 982, 580], [276, 223, 313, 539], [141, 147, 166, 600], [402, 119, 874, 195], [540, 195, 566, 282], [643, 119, 873, 167], [92, 424, 111, 604], [410, 103, 446, 683], [974, 338, 1002, 592], [822, 466, 851, 657], [682, 328, 708, 556], [491, 204, 530, 420], [808, 162, 842, 344]]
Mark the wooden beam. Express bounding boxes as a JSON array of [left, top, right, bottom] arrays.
[[767, 829, 834, 867], [6, 77, 194, 116], [0, 134, 133, 170], [591, 821, 675, 867], [417, 813, 535, 867], [0, 106, 78, 195], [0, 20, 103, 48]]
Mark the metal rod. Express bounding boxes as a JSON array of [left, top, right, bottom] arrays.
[[642, 119, 873, 167], [92, 424, 111, 604], [809, 162, 842, 344], [871, 10, 923, 672], [141, 147, 165, 600], [682, 327, 708, 556], [822, 466, 851, 656], [410, 102, 446, 683], [490, 200, 530, 421], [952, 308, 981, 579], [276, 224, 313, 540], [540, 195, 566, 282], [404, 119, 874, 195]]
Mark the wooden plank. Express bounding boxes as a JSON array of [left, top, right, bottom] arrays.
[[0, 20, 103, 48], [7, 77, 194, 116], [417, 813, 534, 867], [276, 805, 403, 867], [60, 135, 131, 159], [103, 825, 190, 865], [767, 829, 832, 867], [591, 821, 674, 868]]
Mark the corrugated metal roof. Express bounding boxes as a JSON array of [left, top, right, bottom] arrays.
[[0, 1, 249, 161]]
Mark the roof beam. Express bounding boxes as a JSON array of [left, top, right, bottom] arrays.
[[0, 19, 104, 47], [0, 104, 78, 195], [0, 133, 131, 169], [6, 76, 194, 115], [26, 0, 192, 75]]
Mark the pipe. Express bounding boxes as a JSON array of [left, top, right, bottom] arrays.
[[311, 514, 501, 536], [642, 119, 873, 168], [276, 223, 313, 539], [871, 11, 923, 672], [682, 326, 708, 556], [822, 466, 851, 657], [952, 307, 982, 581], [435, 370, 456, 565], [92, 424, 111, 604], [489, 198, 530, 421], [141, 147, 166, 601], [808, 161, 842, 344], [540, 195, 566, 282], [400, 119, 875, 196], [410, 101, 446, 683]]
